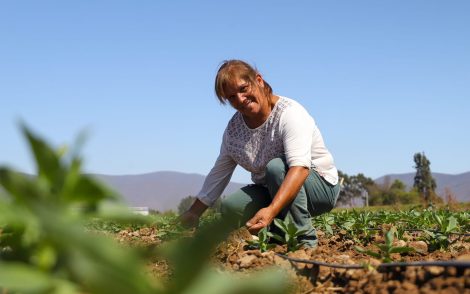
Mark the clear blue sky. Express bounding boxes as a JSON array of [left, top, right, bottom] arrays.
[[1, 1, 469, 184]]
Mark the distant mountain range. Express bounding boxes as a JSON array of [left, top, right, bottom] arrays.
[[93, 171, 245, 212], [374, 172, 470, 203], [91, 171, 470, 211]]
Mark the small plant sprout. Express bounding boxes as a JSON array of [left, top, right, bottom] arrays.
[[318, 213, 334, 235], [355, 228, 414, 263], [273, 217, 309, 252], [422, 214, 459, 251], [246, 227, 276, 252]]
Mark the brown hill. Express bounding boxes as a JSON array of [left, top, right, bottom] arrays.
[[93, 171, 246, 212], [90, 170, 469, 212]]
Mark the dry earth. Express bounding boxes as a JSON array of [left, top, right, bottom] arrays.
[[115, 226, 470, 293]]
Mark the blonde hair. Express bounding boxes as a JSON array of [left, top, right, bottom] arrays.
[[214, 60, 273, 105]]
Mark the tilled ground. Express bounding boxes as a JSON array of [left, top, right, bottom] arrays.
[[115, 226, 470, 293]]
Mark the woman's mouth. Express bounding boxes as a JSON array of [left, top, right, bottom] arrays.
[[242, 100, 253, 109]]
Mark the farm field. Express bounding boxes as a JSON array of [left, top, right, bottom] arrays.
[[105, 207, 470, 293], [1, 129, 469, 293]]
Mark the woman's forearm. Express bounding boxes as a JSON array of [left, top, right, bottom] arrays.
[[268, 166, 310, 216]]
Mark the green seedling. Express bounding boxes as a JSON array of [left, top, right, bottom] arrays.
[[316, 213, 335, 235], [246, 227, 276, 252], [393, 225, 407, 241], [355, 228, 414, 263], [352, 211, 376, 243], [272, 217, 309, 252], [421, 214, 459, 251], [434, 214, 458, 234]]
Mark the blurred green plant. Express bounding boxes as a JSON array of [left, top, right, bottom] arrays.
[[0, 125, 157, 294], [0, 125, 291, 294]]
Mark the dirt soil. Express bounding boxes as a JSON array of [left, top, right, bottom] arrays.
[[116, 227, 470, 293]]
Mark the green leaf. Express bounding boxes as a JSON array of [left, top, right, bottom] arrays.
[[183, 267, 290, 294], [376, 244, 388, 252], [445, 216, 457, 233], [0, 168, 45, 203], [342, 221, 354, 230], [385, 230, 394, 248], [270, 234, 284, 243], [433, 213, 443, 228], [423, 230, 435, 238], [63, 175, 117, 206], [258, 228, 268, 243], [355, 246, 381, 258], [59, 227, 156, 294], [160, 216, 235, 294], [325, 224, 333, 235], [287, 221, 298, 236], [273, 218, 287, 232], [293, 229, 309, 237], [31, 244, 58, 271], [0, 262, 53, 292], [22, 124, 64, 193]]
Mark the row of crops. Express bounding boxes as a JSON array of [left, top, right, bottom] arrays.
[[312, 208, 469, 252]]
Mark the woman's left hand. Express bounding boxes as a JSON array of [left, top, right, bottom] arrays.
[[245, 207, 276, 234]]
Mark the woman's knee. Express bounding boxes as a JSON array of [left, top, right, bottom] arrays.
[[310, 199, 335, 217], [265, 157, 288, 182], [321, 185, 340, 213], [325, 199, 335, 212]]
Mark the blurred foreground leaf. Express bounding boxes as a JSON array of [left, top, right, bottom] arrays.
[[0, 124, 158, 294], [1, 124, 291, 294]]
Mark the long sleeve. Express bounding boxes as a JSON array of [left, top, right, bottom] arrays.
[[196, 135, 237, 206], [280, 104, 314, 169], [280, 99, 338, 185]]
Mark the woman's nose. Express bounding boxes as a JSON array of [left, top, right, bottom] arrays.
[[234, 93, 246, 103]]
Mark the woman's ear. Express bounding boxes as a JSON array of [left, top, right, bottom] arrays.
[[255, 74, 264, 88]]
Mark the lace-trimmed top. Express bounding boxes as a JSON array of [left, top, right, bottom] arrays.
[[197, 96, 338, 206]]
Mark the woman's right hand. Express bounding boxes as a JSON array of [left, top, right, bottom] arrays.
[[177, 198, 208, 229], [178, 210, 200, 228]]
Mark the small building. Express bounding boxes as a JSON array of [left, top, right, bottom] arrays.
[[131, 206, 149, 216]]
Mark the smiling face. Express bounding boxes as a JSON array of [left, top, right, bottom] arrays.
[[223, 75, 268, 119], [215, 60, 276, 128]]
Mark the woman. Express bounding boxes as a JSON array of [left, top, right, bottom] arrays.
[[180, 60, 339, 248]]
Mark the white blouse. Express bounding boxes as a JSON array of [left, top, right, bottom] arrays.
[[197, 96, 338, 206]]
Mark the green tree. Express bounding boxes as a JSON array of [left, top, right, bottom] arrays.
[[369, 179, 420, 206], [337, 171, 355, 206], [413, 152, 437, 205], [390, 179, 406, 191], [337, 171, 374, 207], [178, 195, 197, 215]]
